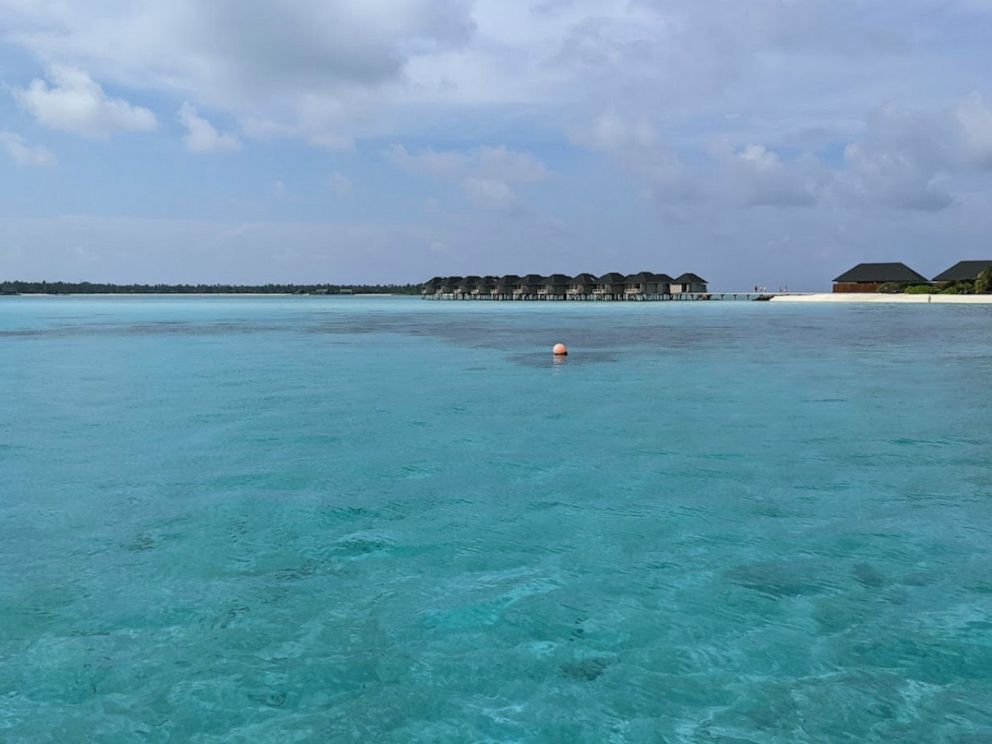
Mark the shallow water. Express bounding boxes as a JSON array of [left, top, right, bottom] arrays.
[[2, 296, 991, 742]]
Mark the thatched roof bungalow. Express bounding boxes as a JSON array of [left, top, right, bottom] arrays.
[[568, 273, 598, 295], [496, 274, 519, 296], [671, 272, 708, 294], [595, 272, 626, 296], [440, 276, 463, 293], [540, 274, 571, 296], [624, 272, 666, 295], [422, 276, 443, 295], [477, 275, 498, 295], [458, 275, 481, 293], [832, 263, 927, 293], [517, 274, 545, 296]]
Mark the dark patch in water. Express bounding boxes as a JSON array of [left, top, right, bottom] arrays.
[[561, 657, 611, 681], [853, 562, 886, 588], [123, 534, 157, 552], [726, 561, 826, 597]]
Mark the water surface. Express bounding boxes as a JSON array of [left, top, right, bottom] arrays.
[[2, 296, 991, 742]]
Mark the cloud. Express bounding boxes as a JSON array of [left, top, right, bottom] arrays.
[[0, 1, 475, 148], [837, 105, 956, 211], [387, 144, 466, 178], [953, 92, 992, 168], [388, 143, 547, 210], [462, 177, 518, 211], [329, 171, 352, 196], [570, 112, 698, 204], [572, 95, 992, 213], [177, 102, 240, 153], [723, 145, 824, 207], [0, 131, 56, 166], [12, 66, 156, 139]]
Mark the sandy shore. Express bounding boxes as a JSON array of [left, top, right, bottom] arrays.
[[771, 293, 992, 304]]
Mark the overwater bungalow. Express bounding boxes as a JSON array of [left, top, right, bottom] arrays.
[[458, 275, 481, 295], [568, 273, 598, 298], [595, 273, 626, 299], [518, 274, 545, 299], [422, 276, 443, 296], [496, 274, 519, 300], [671, 273, 708, 294], [440, 276, 463, 295], [540, 274, 571, 298], [477, 275, 498, 297], [932, 260, 992, 284], [421, 270, 710, 300], [832, 263, 927, 293], [624, 272, 666, 297]]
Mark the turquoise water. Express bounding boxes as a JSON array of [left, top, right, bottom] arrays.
[[2, 296, 991, 742]]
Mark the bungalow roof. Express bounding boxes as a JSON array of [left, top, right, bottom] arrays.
[[833, 263, 927, 283], [932, 260, 992, 282]]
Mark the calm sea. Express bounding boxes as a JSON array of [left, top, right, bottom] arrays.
[[2, 296, 991, 742]]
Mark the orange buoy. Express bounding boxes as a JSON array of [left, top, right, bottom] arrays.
[[552, 342, 568, 356]]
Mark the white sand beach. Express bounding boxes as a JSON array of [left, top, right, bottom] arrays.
[[771, 293, 992, 304]]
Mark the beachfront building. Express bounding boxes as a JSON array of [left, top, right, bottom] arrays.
[[540, 274, 571, 298], [832, 263, 928, 293], [670, 273, 708, 294], [932, 260, 992, 285], [568, 274, 598, 299], [595, 273, 626, 299]]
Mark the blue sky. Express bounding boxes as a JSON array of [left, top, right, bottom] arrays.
[[1, 1, 991, 289]]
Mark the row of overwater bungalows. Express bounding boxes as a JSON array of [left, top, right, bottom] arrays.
[[421, 272, 708, 300]]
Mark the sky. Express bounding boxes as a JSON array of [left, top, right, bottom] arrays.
[[1, 1, 991, 290]]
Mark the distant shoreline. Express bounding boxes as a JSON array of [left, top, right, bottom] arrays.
[[772, 293, 992, 304], [1, 292, 402, 297]]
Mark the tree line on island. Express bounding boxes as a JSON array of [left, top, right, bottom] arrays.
[[0, 281, 423, 296]]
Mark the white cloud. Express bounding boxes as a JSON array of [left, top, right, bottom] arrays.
[[571, 112, 698, 204], [177, 102, 240, 153], [724, 145, 823, 207], [0, 130, 56, 166], [12, 66, 156, 139], [462, 177, 518, 211], [388, 143, 547, 210]]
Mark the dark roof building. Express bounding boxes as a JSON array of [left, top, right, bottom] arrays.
[[932, 260, 992, 283], [671, 272, 708, 293], [624, 272, 666, 294], [832, 263, 928, 292]]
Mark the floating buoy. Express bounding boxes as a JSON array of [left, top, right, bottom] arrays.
[[552, 343, 568, 356]]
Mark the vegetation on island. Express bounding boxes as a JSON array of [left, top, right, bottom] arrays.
[[879, 269, 992, 295], [0, 281, 422, 296]]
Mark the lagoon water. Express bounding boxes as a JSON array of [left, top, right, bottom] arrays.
[[2, 296, 991, 742]]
